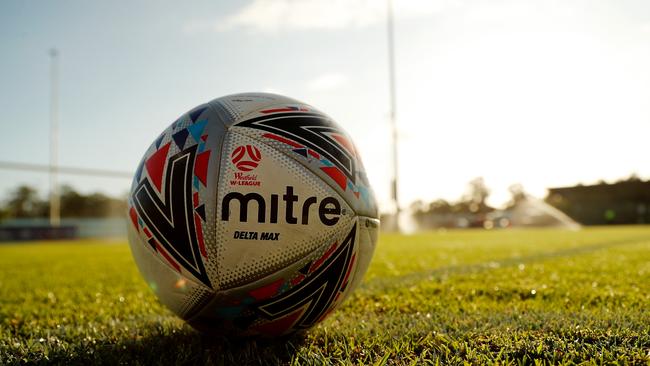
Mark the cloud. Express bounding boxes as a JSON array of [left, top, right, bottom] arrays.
[[641, 23, 650, 33], [307, 73, 349, 91], [210, 0, 455, 33]]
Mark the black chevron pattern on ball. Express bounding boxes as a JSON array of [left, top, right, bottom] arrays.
[[133, 145, 211, 288], [235, 112, 356, 183], [255, 223, 356, 329]]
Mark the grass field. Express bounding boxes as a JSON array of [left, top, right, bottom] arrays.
[[1, 226, 649, 365]]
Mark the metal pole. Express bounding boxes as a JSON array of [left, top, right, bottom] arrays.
[[49, 48, 60, 227], [0, 161, 132, 178], [387, 0, 400, 230]]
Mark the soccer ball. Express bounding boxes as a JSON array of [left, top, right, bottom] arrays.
[[127, 93, 379, 336]]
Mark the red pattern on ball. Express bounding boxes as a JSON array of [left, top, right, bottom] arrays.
[[231, 145, 262, 171]]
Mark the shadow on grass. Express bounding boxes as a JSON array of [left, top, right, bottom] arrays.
[[44, 324, 308, 366]]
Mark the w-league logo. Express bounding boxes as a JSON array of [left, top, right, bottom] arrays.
[[231, 145, 262, 171]]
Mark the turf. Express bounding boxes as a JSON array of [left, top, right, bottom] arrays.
[[1, 227, 649, 365]]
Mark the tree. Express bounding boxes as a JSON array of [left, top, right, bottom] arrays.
[[506, 183, 527, 208], [1, 184, 127, 219], [59, 185, 126, 217], [461, 177, 492, 213], [410, 200, 426, 216], [428, 199, 452, 214], [60, 185, 85, 217], [4, 185, 47, 218]]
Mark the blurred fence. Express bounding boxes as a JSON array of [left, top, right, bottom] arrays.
[[0, 218, 127, 240]]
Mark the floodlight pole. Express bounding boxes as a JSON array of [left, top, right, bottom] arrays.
[[387, 0, 400, 231], [49, 48, 60, 227]]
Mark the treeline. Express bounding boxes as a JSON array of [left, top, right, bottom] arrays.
[[397, 177, 507, 229], [410, 177, 497, 216], [403, 174, 650, 227], [0, 185, 126, 220]]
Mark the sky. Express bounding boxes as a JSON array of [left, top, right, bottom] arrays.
[[1, 0, 649, 211]]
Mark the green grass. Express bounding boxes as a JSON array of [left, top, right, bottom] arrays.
[[1, 227, 650, 365]]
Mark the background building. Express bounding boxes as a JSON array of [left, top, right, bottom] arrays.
[[546, 177, 650, 225]]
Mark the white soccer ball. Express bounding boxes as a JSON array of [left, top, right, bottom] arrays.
[[127, 93, 379, 336]]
